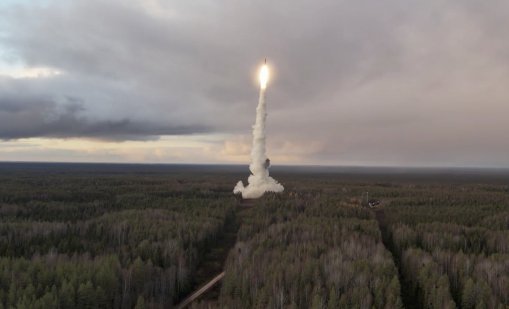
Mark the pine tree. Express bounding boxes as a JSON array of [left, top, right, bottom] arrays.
[[327, 286, 338, 309], [7, 281, 17, 307], [33, 291, 58, 309], [95, 286, 108, 308], [311, 293, 322, 309], [76, 281, 96, 309], [462, 278, 476, 309], [59, 279, 75, 309], [134, 296, 146, 309], [131, 257, 145, 294]]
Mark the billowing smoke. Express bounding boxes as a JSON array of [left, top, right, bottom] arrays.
[[234, 63, 284, 199]]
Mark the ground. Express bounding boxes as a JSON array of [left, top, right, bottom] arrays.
[[0, 163, 508, 308]]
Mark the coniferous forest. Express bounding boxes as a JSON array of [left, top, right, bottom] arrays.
[[0, 163, 508, 308]]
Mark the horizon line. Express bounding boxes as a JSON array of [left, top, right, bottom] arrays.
[[1, 160, 509, 171]]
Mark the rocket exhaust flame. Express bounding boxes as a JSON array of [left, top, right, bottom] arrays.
[[259, 64, 269, 90], [234, 61, 284, 199]]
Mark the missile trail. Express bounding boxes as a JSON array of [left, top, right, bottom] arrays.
[[234, 61, 284, 199]]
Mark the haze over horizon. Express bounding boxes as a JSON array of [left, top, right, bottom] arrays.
[[2, 0, 509, 167]]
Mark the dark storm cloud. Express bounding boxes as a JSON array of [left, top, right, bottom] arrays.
[[0, 79, 208, 140], [0, 94, 208, 140], [1, 0, 509, 165]]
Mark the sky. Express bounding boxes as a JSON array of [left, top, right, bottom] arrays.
[[1, 0, 509, 167]]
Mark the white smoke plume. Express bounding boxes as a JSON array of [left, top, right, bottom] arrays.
[[234, 64, 284, 199]]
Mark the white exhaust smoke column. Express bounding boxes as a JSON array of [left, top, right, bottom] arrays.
[[234, 62, 284, 199]]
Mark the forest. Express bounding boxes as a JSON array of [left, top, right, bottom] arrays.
[[0, 163, 508, 308], [0, 164, 236, 308]]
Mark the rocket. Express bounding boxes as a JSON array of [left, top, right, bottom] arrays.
[[233, 58, 284, 198]]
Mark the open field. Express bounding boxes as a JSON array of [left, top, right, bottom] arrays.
[[0, 162, 508, 308]]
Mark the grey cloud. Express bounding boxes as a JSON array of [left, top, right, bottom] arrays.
[[1, 0, 509, 166], [0, 92, 208, 140]]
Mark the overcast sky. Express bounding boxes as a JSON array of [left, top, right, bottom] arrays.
[[1, 0, 509, 167]]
